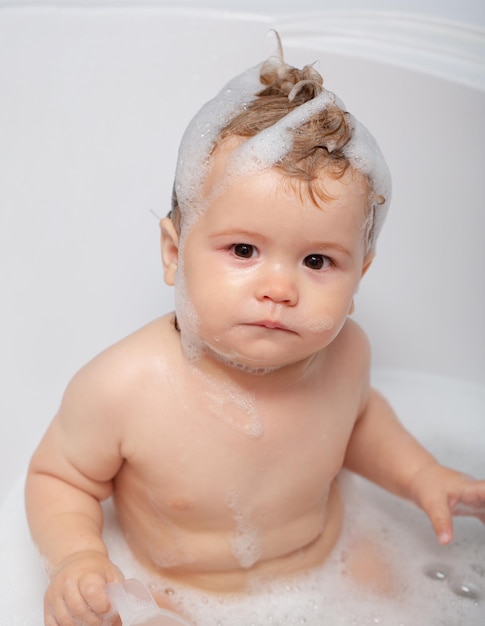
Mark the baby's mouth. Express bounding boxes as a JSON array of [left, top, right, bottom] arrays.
[[247, 320, 296, 333]]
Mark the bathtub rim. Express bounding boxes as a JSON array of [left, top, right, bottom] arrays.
[[0, 2, 484, 91]]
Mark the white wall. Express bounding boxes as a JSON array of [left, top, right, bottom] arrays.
[[1, 0, 484, 28]]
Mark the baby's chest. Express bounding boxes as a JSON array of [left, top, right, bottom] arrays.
[[127, 380, 360, 520]]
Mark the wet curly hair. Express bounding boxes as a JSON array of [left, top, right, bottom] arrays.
[[170, 54, 356, 234], [220, 60, 353, 191]]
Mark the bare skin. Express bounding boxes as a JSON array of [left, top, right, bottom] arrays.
[[25, 148, 485, 626]]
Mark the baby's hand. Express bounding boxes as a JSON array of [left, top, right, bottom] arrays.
[[44, 550, 123, 626], [408, 463, 485, 544]]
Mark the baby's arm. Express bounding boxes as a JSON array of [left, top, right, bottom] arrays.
[[344, 388, 485, 544], [25, 354, 126, 626]]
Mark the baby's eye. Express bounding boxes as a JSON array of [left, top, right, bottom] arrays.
[[232, 243, 256, 258], [303, 254, 331, 270]]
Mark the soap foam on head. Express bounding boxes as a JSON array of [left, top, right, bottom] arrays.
[[174, 64, 262, 233], [226, 88, 336, 177], [174, 47, 391, 252]]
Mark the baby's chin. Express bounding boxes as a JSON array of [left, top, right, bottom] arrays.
[[202, 341, 314, 376], [211, 351, 284, 375], [177, 324, 315, 374]]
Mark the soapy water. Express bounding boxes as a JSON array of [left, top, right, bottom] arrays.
[[0, 371, 483, 626], [204, 382, 263, 439], [190, 363, 264, 438], [226, 489, 263, 569]]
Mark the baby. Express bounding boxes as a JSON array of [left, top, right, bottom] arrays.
[[25, 41, 485, 626]]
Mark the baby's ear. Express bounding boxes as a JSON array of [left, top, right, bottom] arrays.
[[160, 217, 179, 286], [361, 251, 375, 278]]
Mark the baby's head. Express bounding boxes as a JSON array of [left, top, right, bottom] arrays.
[[170, 42, 391, 255], [162, 41, 392, 369]]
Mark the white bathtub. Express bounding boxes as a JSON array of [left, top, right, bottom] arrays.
[[0, 2, 484, 624]]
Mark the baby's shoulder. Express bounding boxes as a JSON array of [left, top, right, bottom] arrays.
[[316, 320, 372, 404], [49, 315, 181, 440], [65, 315, 178, 402], [325, 319, 371, 376], [335, 318, 371, 355], [107, 314, 177, 361]]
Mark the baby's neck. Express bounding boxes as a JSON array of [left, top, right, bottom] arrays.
[[184, 344, 322, 392]]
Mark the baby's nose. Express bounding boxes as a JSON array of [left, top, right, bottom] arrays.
[[255, 263, 298, 305]]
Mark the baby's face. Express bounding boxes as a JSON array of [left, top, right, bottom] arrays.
[[172, 144, 373, 371]]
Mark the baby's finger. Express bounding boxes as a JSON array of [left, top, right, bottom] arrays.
[[45, 591, 79, 626], [453, 503, 485, 517], [63, 579, 102, 626], [451, 482, 485, 522], [421, 497, 454, 544], [454, 508, 485, 525], [79, 572, 111, 615]]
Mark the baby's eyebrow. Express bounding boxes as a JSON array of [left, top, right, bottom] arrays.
[[305, 241, 352, 257], [210, 228, 265, 241]]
